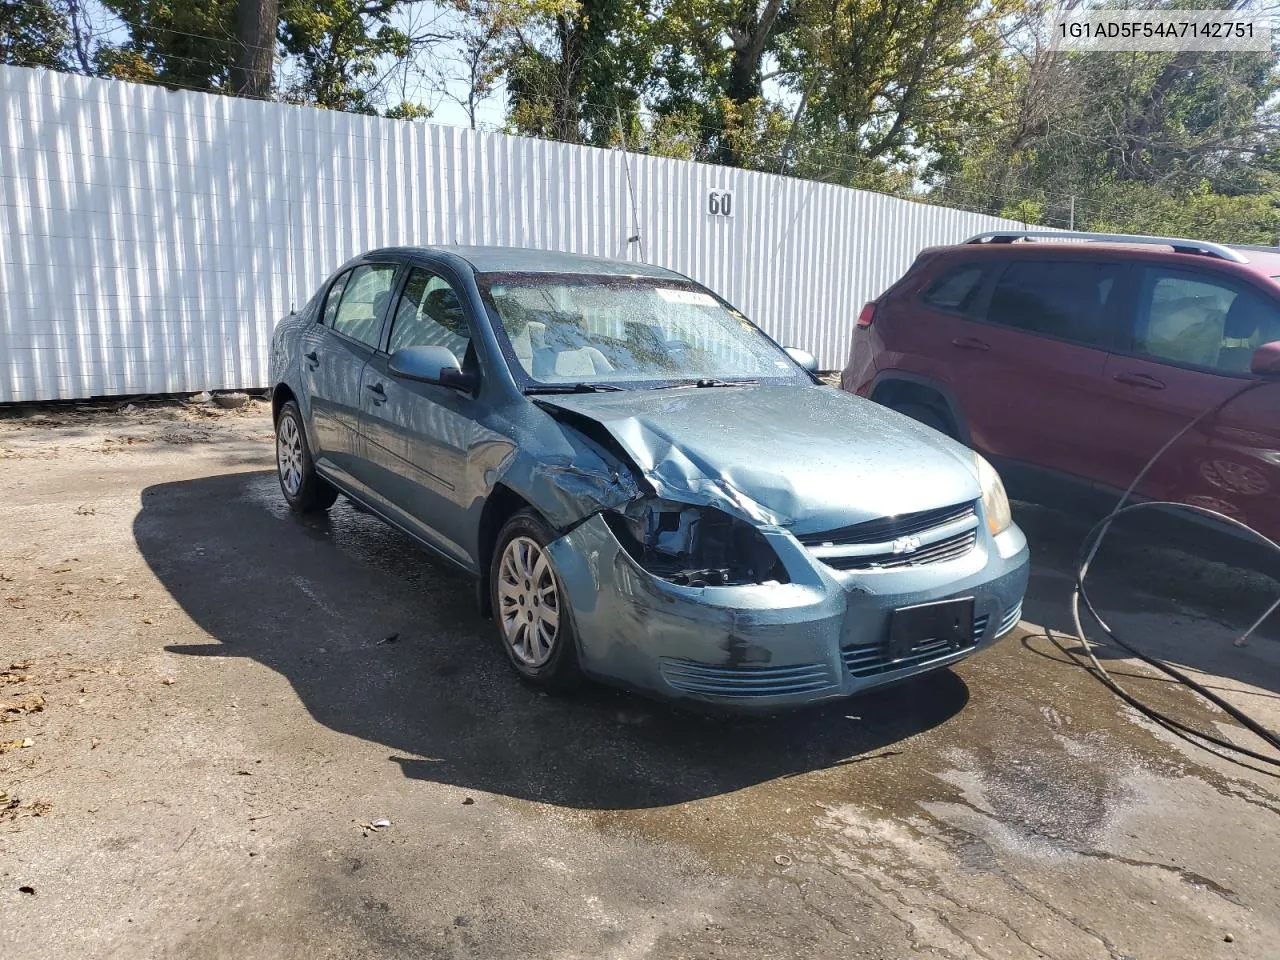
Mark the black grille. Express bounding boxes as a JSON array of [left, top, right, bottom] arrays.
[[822, 529, 978, 572], [799, 502, 976, 548]]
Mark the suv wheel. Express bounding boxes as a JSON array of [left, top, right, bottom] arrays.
[[275, 401, 338, 513]]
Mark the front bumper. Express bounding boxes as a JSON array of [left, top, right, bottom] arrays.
[[545, 513, 1029, 712]]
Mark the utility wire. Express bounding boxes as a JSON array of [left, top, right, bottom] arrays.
[[1069, 378, 1280, 769]]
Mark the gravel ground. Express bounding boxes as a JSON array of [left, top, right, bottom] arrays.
[[1, 399, 1278, 959]]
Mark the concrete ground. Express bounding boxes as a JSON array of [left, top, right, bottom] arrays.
[[1, 399, 1278, 959]]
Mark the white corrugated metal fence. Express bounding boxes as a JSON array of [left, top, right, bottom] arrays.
[[0, 64, 1028, 402]]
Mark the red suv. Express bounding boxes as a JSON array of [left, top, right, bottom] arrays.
[[841, 231, 1280, 544]]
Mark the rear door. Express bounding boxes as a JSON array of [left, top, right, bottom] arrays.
[[301, 261, 401, 484], [358, 262, 484, 567], [940, 257, 1127, 480], [1097, 265, 1280, 536]]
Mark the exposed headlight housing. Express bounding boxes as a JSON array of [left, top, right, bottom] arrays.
[[604, 499, 789, 586], [974, 453, 1012, 536]]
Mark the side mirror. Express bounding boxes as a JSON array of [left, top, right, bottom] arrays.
[[1250, 341, 1280, 377], [784, 346, 819, 373], [388, 345, 478, 392]]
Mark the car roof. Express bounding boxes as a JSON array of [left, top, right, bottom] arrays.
[[361, 245, 686, 280], [921, 240, 1280, 284]]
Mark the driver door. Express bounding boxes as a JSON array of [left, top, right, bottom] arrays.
[[358, 264, 483, 568]]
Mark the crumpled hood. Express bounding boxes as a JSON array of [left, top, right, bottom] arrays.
[[535, 384, 982, 533]]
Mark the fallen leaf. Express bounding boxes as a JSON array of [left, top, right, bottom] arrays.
[[10, 661, 33, 670], [1, 695, 45, 720], [0, 740, 25, 754]]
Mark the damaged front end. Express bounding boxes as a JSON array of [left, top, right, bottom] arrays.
[[602, 499, 789, 587]]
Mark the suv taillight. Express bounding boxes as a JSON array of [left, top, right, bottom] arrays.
[[857, 302, 876, 328]]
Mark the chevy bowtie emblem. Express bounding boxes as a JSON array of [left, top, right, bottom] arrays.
[[891, 535, 922, 555]]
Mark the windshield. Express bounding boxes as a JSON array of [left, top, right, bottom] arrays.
[[476, 272, 808, 388]]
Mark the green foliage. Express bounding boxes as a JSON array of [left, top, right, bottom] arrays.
[[280, 0, 413, 111], [0, 0, 68, 69], [100, 0, 238, 91], [1081, 182, 1280, 246], [502, 0, 654, 145]]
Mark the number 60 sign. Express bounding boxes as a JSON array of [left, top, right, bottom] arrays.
[[707, 189, 734, 218]]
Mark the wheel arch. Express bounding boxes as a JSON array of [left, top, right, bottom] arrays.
[[867, 372, 974, 447], [476, 484, 549, 619], [271, 383, 296, 425]]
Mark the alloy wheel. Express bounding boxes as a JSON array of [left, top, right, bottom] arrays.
[[277, 415, 304, 496], [497, 536, 560, 667]]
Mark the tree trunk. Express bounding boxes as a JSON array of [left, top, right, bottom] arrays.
[[231, 0, 278, 99]]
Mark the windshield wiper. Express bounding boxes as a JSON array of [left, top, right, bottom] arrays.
[[650, 377, 761, 391], [524, 382, 626, 394]]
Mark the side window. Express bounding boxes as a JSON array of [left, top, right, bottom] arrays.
[[331, 263, 398, 347], [1134, 268, 1280, 374], [986, 260, 1123, 348], [321, 271, 351, 327], [387, 267, 472, 359], [921, 265, 985, 312]]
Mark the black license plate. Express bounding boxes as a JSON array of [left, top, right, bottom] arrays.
[[888, 597, 975, 661]]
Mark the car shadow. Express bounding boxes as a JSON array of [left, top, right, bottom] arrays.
[[138, 470, 969, 810], [1015, 501, 1280, 695]]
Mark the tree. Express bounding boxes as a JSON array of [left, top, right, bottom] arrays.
[[646, 0, 793, 166], [279, 0, 446, 112], [940, 7, 1280, 241], [232, 0, 279, 98], [1, 0, 68, 69], [501, 0, 653, 145]]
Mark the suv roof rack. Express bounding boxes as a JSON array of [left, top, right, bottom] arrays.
[[963, 230, 1250, 264]]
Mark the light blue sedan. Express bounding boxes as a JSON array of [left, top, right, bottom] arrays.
[[269, 246, 1028, 710]]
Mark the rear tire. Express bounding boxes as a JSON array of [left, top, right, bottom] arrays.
[[891, 400, 956, 439], [490, 510, 582, 692], [275, 400, 338, 513]]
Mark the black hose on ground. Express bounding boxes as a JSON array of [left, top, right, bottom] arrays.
[[1067, 378, 1280, 768]]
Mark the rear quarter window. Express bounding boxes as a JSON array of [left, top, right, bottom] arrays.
[[921, 264, 985, 312]]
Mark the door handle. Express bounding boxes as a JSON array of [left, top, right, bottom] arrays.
[[951, 337, 990, 352], [304, 350, 319, 369], [1113, 371, 1165, 390], [366, 382, 386, 403]]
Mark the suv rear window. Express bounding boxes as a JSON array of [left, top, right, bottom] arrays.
[[921, 265, 984, 312], [986, 260, 1123, 348]]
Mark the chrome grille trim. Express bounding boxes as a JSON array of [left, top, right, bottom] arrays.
[[995, 601, 1023, 637], [842, 614, 987, 679], [659, 658, 838, 698], [821, 530, 977, 571], [803, 502, 981, 572]]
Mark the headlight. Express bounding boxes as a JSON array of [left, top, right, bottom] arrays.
[[974, 453, 1012, 536], [604, 499, 788, 586]]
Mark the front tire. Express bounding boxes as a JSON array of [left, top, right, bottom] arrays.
[[275, 400, 338, 513], [490, 510, 581, 691]]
